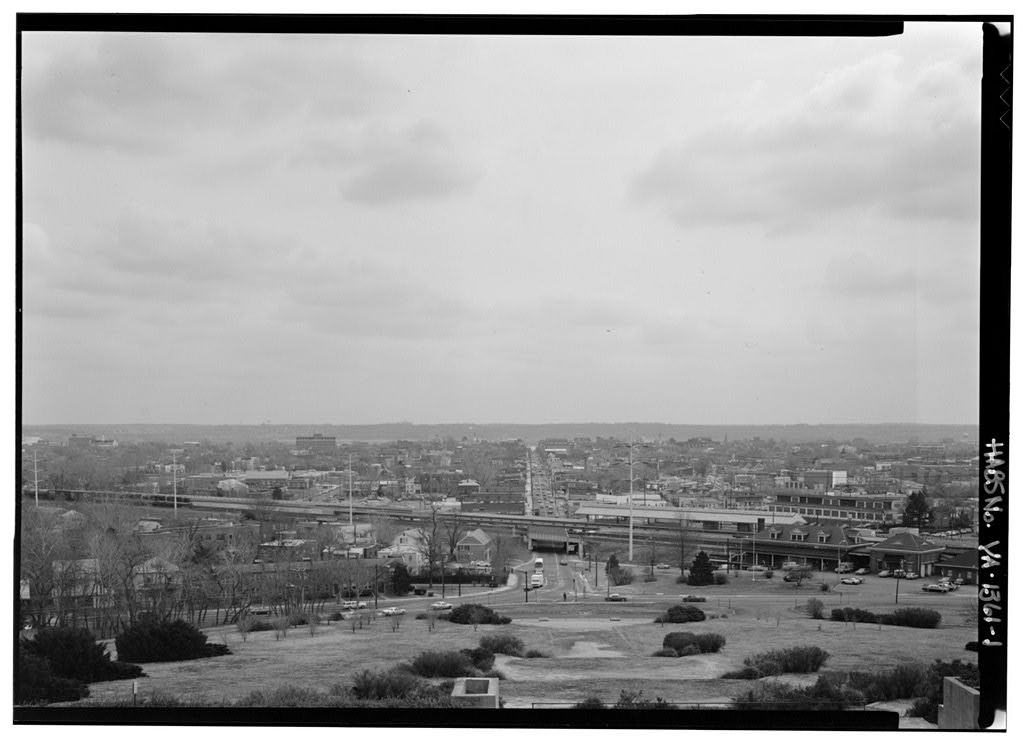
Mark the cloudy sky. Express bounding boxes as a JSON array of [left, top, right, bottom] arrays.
[[20, 22, 983, 425]]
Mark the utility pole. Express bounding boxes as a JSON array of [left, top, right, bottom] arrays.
[[33, 449, 39, 508], [348, 453, 354, 529], [628, 434, 635, 561], [172, 450, 178, 518]]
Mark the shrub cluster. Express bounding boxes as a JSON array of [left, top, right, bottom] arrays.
[[16, 647, 89, 705], [829, 607, 941, 629], [238, 680, 460, 708], [891, 608, 942, 628], [733, 676, 865, 710], [831, 607, 880, 624], [478, 633, 524, 657], [714, 573, 729, 585], [22, 627, 143, 684], [907, 659, 979, 723], [447, 604, 511, 625], [722, 646, 830, 679], [409, 650, 477, 678], [662, 632, 726, 656], [805, 599, 825, 620], [655, 605, 707, 624], [459, 647, 495, 672], [524, 649, 550, 658], [845, 663, 929, 701], [613, 690, 677, 709], [351, 669, 422, 700], [116, 619, 231, 663]]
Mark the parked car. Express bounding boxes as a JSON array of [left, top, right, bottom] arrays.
[[854, 568, 870, 575], [922, 584, 949, 593], [380, 607, 407, 616], [342, 600, 367, 610], [892, 569, 906, 578], [429, 601, 452, 611], [840, 576, 863, 585], [835, 565, 854, 574], [604, 593, 628, 602], [904, 572, 919, 580], [656, 563, 671, 569], [680, 594, 706, 603], [877, 569, 892, 578]]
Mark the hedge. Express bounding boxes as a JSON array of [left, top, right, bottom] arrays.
[[830, 607, 941, 629]]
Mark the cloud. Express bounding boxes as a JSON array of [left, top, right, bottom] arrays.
[[823, 251, 917, 301], [21, 34, 401, 152], [631, 50, 981, 229]]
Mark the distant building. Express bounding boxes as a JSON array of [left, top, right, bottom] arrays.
[[296, 434, 337, 454], [769, 490, 905, 524]]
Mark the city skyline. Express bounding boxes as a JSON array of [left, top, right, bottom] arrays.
[[21, 23, 983, 426]]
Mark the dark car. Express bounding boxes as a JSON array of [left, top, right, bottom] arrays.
[[680, 594, 706, 603], [604, 593, 628, 602]]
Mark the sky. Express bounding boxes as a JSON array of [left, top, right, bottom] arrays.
[[19, 21, 984, 425]]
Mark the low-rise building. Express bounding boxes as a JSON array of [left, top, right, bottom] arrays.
[[865, 531, 946, 576]]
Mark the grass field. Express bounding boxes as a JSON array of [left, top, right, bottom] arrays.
[[76, 568, 976, 709]]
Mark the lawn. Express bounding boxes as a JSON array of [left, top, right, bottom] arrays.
[[77, 583, 976, 708]]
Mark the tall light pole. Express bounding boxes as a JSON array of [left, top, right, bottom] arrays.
[[172, 450, 178, 518], [628, 434, 635, 561], [33, 448, 39, 508], [348, 453, 354, 529]]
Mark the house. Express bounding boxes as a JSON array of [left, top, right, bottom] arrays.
[[865, 531, 947, 577], [456, 529, 494, 564], [378, 544, 425, 573]]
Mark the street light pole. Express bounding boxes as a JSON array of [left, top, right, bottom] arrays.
[[172, 450, 178, 518], [348, 453, 354, 530], [33, 449, 39, 508], [628, 435, 634, 561]]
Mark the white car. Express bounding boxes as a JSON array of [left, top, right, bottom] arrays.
[[840, 576, 863, 585], [430, 601, 453, 611], [380, 607, 407, 616], [342, 600, 367, 610]]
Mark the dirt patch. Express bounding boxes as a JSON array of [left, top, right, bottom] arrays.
[[558, 640, 623, 658]]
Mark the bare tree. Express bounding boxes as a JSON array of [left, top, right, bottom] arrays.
[[444, 511, 468, 563], [416, 503, 445, 588], [370, 515, 401, 549]]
